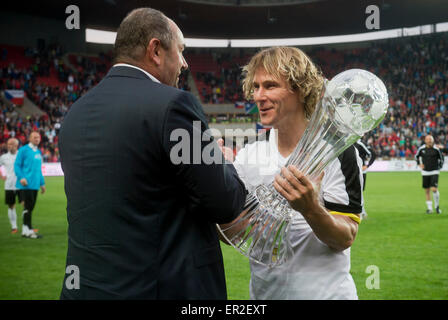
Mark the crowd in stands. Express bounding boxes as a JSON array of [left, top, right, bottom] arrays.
[[0, 99, 60, 162], [188, 33, 448, 159], [1, 32, 447, 161], [320, 33, 448, 159], [0, 43, 114, 162], [206, 113, 258, 124], [187, 50, 248, 104], [195, 66, 245, 104], [0, 42, 194, 162]]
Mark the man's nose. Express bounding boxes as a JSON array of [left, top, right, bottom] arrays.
[[254, 88, 266, 102]]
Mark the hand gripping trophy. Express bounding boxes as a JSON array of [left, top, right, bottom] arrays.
[[218, 69, 389, 267]]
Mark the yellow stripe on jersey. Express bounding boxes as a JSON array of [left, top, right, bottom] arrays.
[[329, 211, 361, 224]]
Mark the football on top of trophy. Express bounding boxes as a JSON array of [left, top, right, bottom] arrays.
[[325, 68, 389, 136]]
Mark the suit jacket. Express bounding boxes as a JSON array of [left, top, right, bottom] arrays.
[[59, 66, 246, 299]]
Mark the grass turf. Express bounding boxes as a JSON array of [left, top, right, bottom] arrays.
[[0, 172, 447, 299]]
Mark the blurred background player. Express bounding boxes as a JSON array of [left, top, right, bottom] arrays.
[[355, 140, 376, 219], [14, 131, 46, 238], [0, 138, 19, 234], [415, 135, 444, 214]]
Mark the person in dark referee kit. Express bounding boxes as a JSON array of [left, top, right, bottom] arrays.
[[59, 7, 246, 299], [415, 134, 444, 214]]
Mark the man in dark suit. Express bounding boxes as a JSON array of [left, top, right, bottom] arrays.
[[59, 8, 246, 299]]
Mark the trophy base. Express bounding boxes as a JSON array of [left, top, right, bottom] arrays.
[[218, 184, 293, 267]]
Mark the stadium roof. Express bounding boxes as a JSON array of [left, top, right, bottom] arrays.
[[4, 0, 448, 39]]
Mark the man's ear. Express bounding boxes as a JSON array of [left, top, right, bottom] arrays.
[[147, 38, 163, 66]]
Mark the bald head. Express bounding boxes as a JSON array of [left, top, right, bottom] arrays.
[[425, 135, 434, 148], [6, 138, 19, 154], [29, 131, 41, 147]]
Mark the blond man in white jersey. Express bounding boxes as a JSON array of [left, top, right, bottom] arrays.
[[220, 47, 364, 299], [0, 138, 19, 233]]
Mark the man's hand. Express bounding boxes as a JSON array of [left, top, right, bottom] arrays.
[[273, 165, 324, 215], [217, 138, 235, 163], [40, 185, 46, 194], [0, 175, 6, 181], [20, 178, 28, 186], [218, 207, 251, 245], [273, 165, 357, 251], [419, 164, 424, 170]]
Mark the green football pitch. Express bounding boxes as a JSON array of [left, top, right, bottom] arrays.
[[0, 172, 447, 300]]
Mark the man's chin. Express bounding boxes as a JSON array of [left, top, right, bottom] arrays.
[[259, 118, 273, 127]]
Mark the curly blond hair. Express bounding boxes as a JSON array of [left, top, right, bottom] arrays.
[[242, 47, 324, 119]]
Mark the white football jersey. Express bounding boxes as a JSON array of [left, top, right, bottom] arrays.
[[0, 152, 18, 190], [233, 129, 364, 300]]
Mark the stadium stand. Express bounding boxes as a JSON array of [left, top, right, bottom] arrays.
[[0, 43, 86, 161], [186, 33, 448, 159], [0, 32, 447, 161], [185, 50, 250, 104], [311, 34, 448, 159]]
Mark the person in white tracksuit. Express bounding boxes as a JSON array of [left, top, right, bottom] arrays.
[[0, 138, 19, 233]]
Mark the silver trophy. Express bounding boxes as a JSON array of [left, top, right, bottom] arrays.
[[218, 69, 389, 267]]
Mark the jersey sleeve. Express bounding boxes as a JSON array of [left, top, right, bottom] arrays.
[[40, 152, 45, 186], [321, 146, 363, 214], [14, 148, 25, 181], [354, 142, 367, 164], [162, 91, 246, 224], [437, 148, 444, 169], [367, 147, 376, 167], [415, 146, 423, 165]]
